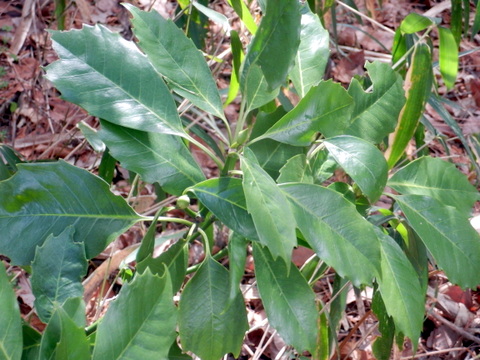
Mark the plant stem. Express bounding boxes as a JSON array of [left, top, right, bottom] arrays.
[[221, 151, 239, 176], [186, 134, 224, 169], [185, 0, 194, 37], [233, 97, 248, 143]]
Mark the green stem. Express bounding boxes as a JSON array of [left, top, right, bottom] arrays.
[[185, 0, 194, 37], [220, 151, 239, 176], [186, 134, 224, 169], [233, 97, 248, 143]]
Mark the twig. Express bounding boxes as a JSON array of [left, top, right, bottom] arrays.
[[335, 0, 395, 35], [400, 347, 471, 359], [429, 309, 480, 345]]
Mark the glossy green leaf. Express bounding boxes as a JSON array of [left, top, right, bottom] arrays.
[[136, 238, 188, 294], [310, 150, 338, 184], [472, 1, 480, 38], [400, 13, 434, 34], [0, 265, 22, 360], [178, 256, 248, 360], [21, 325, 41, 360], [59, 297, 86, 328], [168, 341, 192, 360], [190, 177, 258, 241], [241, 148, 297, 263], [328, 274, 348, 348], [191, 2, 230, 34], [77, 121, 105, 153], [345, 61, 405, 144], [38, 304, 90, 360], [93, 269, 177, 360], [0, 161, 143, 265], [376, 229, 424, 346], [249, 139, 305, 180], [387, 44, 432, 168], [226, 0, 257, 34], [277, 154, 314, 184], [136, 212, 160, 264], [125, 4, 225, 120], [248, 108, 305, 179], [224, 30, 244, 106], [98, 121, 205, 196], [259, 81, 353, 146], [45, 25, 185, 137], [396, 194, 480, 288], [438, 26, 458, 89], [228, 232, 248, 301], [389, 157, 479, 217], [253, 243, 318, 353], [241, 63, 280, 113], [31, 226, 87, 323], [0, 144, 22, 181], [324, 135, 388, 203], [279, 183, 380, 286], [290, 3, 329, 98], [242, 0, 301, 91], [371, 291, 395, 360]]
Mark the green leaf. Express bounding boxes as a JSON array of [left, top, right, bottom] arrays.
[[31, 226, 87, 323], [253, 243, 318, 353], [241, 63, 280, 113], [438, 26, 459, 89], [279, 183, 380, 286], [228, 232, 248, 301], [98, 121, 205, 196], [0, 161, 143, 265], [259, 81, 353, 146], [472, 1, 480, 38], [240, 148, 297, 263], [388, 157, 479, 217], [38, 304, 90, 360], [191, 2, 231, 34], [45, 25, 185, 137], [395, 194, 480, 288], [242, 0, 301, 91], [0, 265, 22, 360], [277, 154, 314, 184], [324, 135, 388, 203], [248, 107, 305, 179], [249, 140, 305, 180], [136, 213, 160, 264], [387, 44, 432, 168], [310, 150, 338, 184], [376, 229, 424, 346], [224, 30, 244, 107], [345, 61, 405, 144], [77, 121, 105, 153], [371, 291, 395, 360], [289, 3, 329, 98], [93, 269, 177, 360], [21, 325, 41, 360], [168, 341, 192, 360], [190, 177, 259, 241], [125, 4, 225, 120], [178, 256, 248, 360], [226, 0, 257, 34], [136, 238, 188, 294], [400, 13, 435, 34], [0, 144, 23, 181]]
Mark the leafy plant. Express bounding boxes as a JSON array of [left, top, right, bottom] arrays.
[[1, 1, 479, 359]]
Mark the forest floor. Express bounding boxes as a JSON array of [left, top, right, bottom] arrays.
[[1, 0, 480, 359]]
